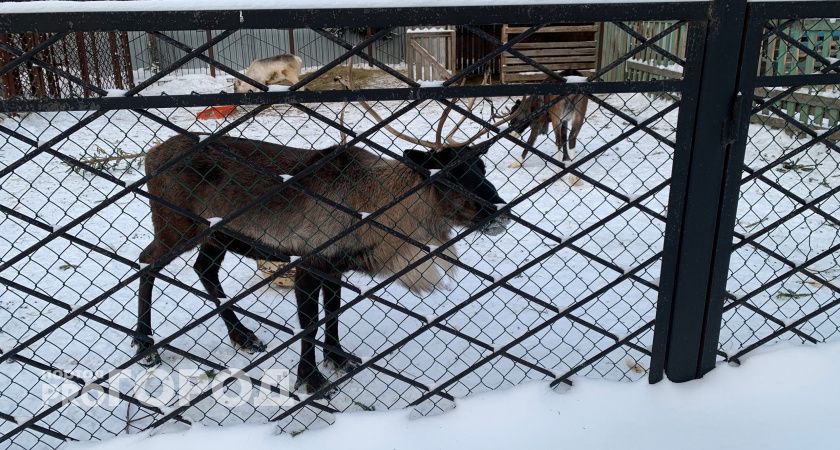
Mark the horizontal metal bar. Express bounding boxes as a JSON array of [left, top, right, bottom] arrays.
[[748, 1, 840, 20], [0, 80, 683, 113], [0, 3, 709, 33], [754, 73, 840, 88]]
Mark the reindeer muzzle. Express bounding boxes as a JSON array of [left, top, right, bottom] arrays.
[[476, 200, 511, 237]]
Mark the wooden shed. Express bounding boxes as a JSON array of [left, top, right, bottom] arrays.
[[500, 24, 599, 83]]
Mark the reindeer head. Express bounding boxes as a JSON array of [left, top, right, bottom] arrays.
[[403, 146, 509, 236], [232, 79, 256, 94], [334, 74, 513, 235]]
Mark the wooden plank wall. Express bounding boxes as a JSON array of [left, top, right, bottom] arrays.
[[454, 25, 503, 76], [406, 28, 456, 81], [500, 24, 598, 83], [598, 19, 839, 135]]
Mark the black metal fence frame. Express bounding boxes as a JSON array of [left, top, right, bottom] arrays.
[[1, 0, 839, 447]]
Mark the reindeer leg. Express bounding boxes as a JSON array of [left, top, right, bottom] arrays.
[[567, 103, 586, 162], [293, 268, 333, 397], [194, 241, 266, 353], [509, 129, 538, 168], [134, 209, 202, 366], [548, 109, 566, 162], [134, 266, 162, 367], [549, 110, 580, 185], [322, 273, 358, 372], [560, 120, 570, 161], [134, 239, 173, 367]]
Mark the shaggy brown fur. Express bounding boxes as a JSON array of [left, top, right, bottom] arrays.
[[135, 135, 506, 396], [140, 136, 461, 290]]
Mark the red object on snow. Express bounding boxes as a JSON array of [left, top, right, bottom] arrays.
[[197, 105, 237, 120]]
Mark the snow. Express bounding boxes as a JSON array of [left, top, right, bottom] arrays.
[[564, 75, 589, 84], [417, 80, 445, 88], [104, 90, 127, 98], [0, 0, 704, 14], [406, 28, 451, 33], [267, 85, 290, 93], [68, 342, 840, 450]]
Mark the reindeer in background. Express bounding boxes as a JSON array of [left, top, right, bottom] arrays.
[[506, 69, 589, 168], [233, 54, 303, 93]]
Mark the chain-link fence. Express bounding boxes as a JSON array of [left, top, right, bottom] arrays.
[[1, 31, 133, 99], [720, 15, 840, 362], [0, 1, 838, 450]]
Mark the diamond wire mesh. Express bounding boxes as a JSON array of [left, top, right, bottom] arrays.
[[720, 17, 840, 361], [0, 21, 684, 450], [0, 32, 133, 100]]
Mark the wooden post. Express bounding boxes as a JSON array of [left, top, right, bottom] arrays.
[[205, 30, 216, 77], [42, 33, 60, 96], [367, 27, 374, 67], [108, 32, 124, 89], [119, 32, 134, 88], [0, 33, 13, 99], [88, 32, 103, 88], [76, 32, 91, 97], [288, 29, 295, 55]]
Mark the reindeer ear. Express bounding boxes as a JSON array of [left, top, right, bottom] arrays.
[[466, 142, 490, 156], [432, 147, 458, 166], [403, 149, 437, 168]]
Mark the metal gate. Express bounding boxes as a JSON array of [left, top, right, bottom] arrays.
[[0, 1, 838, 449]]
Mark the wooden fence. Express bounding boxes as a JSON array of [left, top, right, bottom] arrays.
[[599, 19, 840, 136]]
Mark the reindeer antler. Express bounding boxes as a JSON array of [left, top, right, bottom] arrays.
[[334, 76, 444, 149], [490, 96, 523, 121], [335, 72, 513, 150]]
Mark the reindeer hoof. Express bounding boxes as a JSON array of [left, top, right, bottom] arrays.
[[230, 327, 266, 354], [294, 370, 336, 399], [508, 160, 524, 168], [132, 337, 162, 367], [324, 350, 360, 372]]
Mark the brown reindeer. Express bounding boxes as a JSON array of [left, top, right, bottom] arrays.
[[134, 105, 512, 397], [507, 70, 589, 168]]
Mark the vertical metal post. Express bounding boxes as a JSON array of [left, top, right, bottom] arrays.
[[650, 0, 756, 383]]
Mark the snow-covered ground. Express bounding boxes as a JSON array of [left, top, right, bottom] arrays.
[[1, 71, 838, 448], [69, 341, 840, 450]]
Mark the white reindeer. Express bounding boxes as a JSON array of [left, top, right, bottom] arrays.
[[233, 54, 303, 93]]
